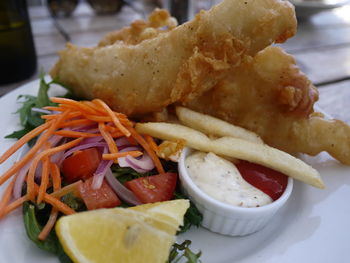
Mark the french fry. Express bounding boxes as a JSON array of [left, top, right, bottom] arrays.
[[176, 106, 263, 144], [135, 122, 324, 189]]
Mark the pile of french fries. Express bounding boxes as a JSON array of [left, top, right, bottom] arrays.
[[136, 107, 324, 189]]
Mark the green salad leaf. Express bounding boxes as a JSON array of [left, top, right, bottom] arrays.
[[168, 240, 202, 263], [22, 202, 73, 263], [5, 73, 71, 143]]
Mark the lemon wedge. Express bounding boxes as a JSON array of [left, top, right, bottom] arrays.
[[56, 199, 190, 263]]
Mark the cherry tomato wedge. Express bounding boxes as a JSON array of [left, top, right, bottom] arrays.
[[236, 161, 288, 201], [79, 177, 121, 210], [125, 173, 177, 204], [62, 148, 101, 183]]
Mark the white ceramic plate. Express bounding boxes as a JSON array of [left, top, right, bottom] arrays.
[[1, 79, 350, 263], [290, 0, 350, 18]]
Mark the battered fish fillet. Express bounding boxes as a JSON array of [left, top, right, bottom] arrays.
[[185, 46, 350, 165], [51, 0, 296, 116]]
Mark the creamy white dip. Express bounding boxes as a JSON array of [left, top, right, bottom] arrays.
[[185, 151, 272, 208]]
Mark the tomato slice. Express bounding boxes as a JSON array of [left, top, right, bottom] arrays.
[[62, 148, 101, 183], [125, 173, 177, 204], [79, 177, 121, 210], [236, 161, 288, 201]]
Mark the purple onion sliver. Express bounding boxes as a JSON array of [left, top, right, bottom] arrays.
[[81, 136, 104, 144], [92, 159, 113, 190], [124, 158, 149, 173], [13, 162, 31, 199], [116, 137, 131, 148], [105, 169, 142, 206], [31, 107, 52, 115], [126, 152, 154, 170]]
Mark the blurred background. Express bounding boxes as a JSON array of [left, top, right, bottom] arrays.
[[1, 0, 350, 120]]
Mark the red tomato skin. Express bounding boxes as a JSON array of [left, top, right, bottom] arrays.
[[125, 173, 178, 204], [236, 161, 288, 201], [79, 177, 121, 210], [62, 148, 101, 183]]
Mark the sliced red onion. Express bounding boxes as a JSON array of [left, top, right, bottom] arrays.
[[91, 147, 113, 190], [105, 168, 142, 205], [31, 107, 52, 115], [125, 152, 155, 171], [58, 142, 107, 166], [117, 146, 154, 173], [117, 146, 144, 171], [116, 137, 131, 148], [13, 161, 31, 199], [81, 136, 104, 144]]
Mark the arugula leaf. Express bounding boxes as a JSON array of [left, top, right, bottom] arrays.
[[5, 74, 70, 141], [61, 192, 86, 212], [167, 240, 202, 263], [111, 165, 154, 184], [174, 192, 203, 234], [22, 202, 73, 263]]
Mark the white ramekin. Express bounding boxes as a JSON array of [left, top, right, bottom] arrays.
[[178, 147, 293, 236]]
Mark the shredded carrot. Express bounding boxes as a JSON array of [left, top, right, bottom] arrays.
[[37, 157, 50, 204], [144, 134, 159, 153], [43, 106, 64, 112], [50, 97, 98, 115], [0, 121, 52, 164], [54, 130, 101, 138], [43, 193, 75, 215], [51, 180, 82, 199], [0, 111, 70, 187], [98, 123, 118, 154], [103, 151, 143, 160], [38, 163, 61, 240], [93, 99, 131, 137], [58, 119, 95, 128], [41, 111, 83, 120], [27, 138, 83, 201], [50, 163, 61, 190], [38, 209, 58, 240], [2, 195, 29, 217], [0, 177, 16, 218], [126, 126, 164, 174], [84, 114, 130, 125]]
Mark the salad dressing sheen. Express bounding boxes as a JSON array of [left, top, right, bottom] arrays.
[[185, 152, 272, 208]]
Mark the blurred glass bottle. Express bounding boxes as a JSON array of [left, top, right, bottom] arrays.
[[0, 0, 37, 85]]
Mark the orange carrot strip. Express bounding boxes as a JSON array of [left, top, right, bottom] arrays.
[[58, 119, 95, 128], [50, 180, 82, 199], [0, 177, 16, 218], [50, 163, 61, 191], [50, 97, 97, 114], [98, 123, 118, 154], [43, 106, 64, 112], [0, 111, 70, 187], [84, 114, 130, 125], [54, 130, 101, 138], [27, 138, 83, 201], [3, 195, 28, 217], [126, 126, 164, 174], [38, 209, 58, 240], [93, 99, 131, 137], [103, 151, 143, 160], [38, 163, 61, 240], [144, 134, 159, 153], [43, 193, 75, 215], [82, 101, 106, 114], [0, 121, 52, 164], [37, 157, 50, 204], [41, 111, 83, 120]]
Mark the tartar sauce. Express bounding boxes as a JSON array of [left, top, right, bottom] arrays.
[[185, 151, 272, 208]]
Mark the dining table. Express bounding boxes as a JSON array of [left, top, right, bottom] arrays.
[[0, 1, 350, 263]]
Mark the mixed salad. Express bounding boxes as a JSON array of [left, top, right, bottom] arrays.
[[0, 75, 203, 263]]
